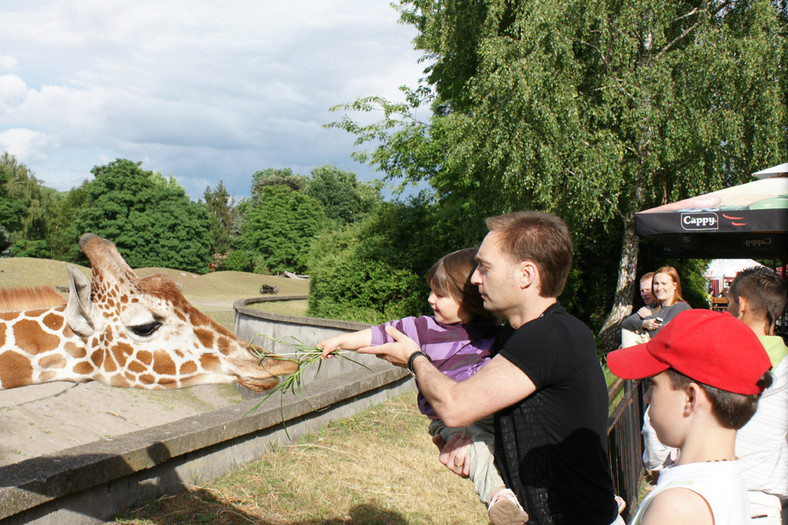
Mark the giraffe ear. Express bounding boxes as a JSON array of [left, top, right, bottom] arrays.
[[66, 265, 95, 337]]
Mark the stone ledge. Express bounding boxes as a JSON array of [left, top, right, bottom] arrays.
[[0, 361, 411, 523]]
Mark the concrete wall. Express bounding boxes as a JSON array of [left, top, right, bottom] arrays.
[[0, 297, 413, 524]]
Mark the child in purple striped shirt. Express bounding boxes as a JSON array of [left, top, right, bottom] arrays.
[[318, 248, 528, 525]]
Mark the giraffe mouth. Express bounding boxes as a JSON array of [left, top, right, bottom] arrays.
[[237, 376, 282, 392]]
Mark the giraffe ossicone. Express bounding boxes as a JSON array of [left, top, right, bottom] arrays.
[[0, 233, 297, 391]]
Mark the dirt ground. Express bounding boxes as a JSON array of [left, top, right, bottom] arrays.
[[0, 259, 308, 468]]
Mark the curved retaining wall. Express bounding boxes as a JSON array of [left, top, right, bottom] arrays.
[[0, 296, 413, 524]]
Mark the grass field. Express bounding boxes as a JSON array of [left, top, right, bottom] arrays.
[[115, 391, 488, 525]]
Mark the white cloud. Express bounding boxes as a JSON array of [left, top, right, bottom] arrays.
[[0, 0, 427, 199]]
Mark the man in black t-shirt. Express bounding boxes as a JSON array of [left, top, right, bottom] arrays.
[[360, 211, 620, 525]]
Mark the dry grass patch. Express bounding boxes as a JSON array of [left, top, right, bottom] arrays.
[[116, 391, 488, 524], [247, 299, 310, 317]]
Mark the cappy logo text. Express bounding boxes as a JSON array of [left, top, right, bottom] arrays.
[[681, 213, 719, 231]]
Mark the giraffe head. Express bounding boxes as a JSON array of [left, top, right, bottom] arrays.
[[63, 233, 297, 391]]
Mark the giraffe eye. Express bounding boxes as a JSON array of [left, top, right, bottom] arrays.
[[130, 321, 162, 337]]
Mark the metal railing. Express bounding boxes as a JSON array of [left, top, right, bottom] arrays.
[[607, 378, 646, 520]]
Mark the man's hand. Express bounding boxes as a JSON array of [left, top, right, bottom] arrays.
[[358, 325, 420, 368], [437, 432, 472, 477]]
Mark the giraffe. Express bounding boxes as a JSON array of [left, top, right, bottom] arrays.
[[0, 233, 297, 391]]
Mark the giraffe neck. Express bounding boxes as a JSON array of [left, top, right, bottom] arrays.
[[0, 306, 93, 388]]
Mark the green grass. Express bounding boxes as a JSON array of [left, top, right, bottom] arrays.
[[115, 391, 487, 525]]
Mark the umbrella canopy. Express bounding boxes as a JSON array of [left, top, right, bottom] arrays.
[[634, 177, 787, 258]]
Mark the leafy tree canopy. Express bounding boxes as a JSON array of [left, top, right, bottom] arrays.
[[307, 198, 446, 323], [305, 165, 381, 224], [203, 180, 235, 259], [70, 159, 211, 273], [238, 185, 326, 274], [0, 153, 63, 258], [331, 0, 787, 346], [251, 168, 309, 196]]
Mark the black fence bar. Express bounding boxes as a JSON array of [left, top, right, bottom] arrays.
[[607, 378, 646, 521]]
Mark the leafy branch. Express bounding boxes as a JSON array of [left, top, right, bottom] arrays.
[[246, 335, 373, 438]]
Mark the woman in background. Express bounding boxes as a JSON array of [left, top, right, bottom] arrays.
[[638, 266, 691, 338]]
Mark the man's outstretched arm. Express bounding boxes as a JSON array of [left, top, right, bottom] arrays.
[[359, 325, 537, 427]]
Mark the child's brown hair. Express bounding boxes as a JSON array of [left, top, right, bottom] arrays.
[[427, 248, 495, 323], [667, 368, 772, 430]]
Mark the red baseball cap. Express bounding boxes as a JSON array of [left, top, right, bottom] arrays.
[[607, 309, 771, 395]]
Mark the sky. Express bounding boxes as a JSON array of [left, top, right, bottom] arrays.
[[0, 1, 428, 200]]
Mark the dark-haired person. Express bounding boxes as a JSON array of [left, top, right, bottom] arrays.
[[360, 211, 621, 525], [608, 309, 772, 525], [727, 266, 787, 524]]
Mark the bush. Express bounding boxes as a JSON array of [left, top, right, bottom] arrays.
[[225, 249, 253, 272], [307, 204, 439, 324]]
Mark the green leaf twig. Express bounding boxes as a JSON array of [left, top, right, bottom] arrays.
[[245, 335, 372, 437]]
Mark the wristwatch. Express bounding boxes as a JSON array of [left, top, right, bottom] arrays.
[[407, 351, 430, 374]]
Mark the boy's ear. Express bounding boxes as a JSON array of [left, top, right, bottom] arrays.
[[736, 296, 749, 318], [683, 383, 700, 417]]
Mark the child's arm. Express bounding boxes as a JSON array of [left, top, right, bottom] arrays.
[[317, 328, 373, 358]]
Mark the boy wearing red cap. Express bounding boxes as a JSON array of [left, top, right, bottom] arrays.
[[607, 309, 772, 525]]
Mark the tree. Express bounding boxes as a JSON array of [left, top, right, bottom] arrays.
[[307, 198, 442, 323], [0, 153, 63, 258], [237, 185, 326, 274], [203, 181, 235, 259], [70, 159, 212, 272], [305, 165, 380, 224], [251, 168, 309, 195], [332, 0, 787, 348]]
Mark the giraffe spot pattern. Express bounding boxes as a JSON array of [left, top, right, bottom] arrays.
[[194, 328, 214, 349], [38, 354, 67, 369], [218, 337, 232, 355], [73, 361, 94, 375], [0, 324, 5, 347], [104, 351, 117, 372], [15, 319, 60, 353], [200, 354, 221, 371], [128, 360, 147, 373], [64, 342, 86, 358], [110, 342, 133, 372], [137, 350, 153, 366], [38, 371, 58, 383], [0, 350, 33, 388], [109, 373, 130, 387], [91, 349, 105, 368], [152, 350, 177, 376], [42, 313, 64, 331], [180, 361, 198, 375]]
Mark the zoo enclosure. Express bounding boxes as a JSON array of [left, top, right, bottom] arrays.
[[0, 295, 646, 523]]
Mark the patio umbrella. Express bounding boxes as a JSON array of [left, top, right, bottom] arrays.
[[634, 174, 787, 259]]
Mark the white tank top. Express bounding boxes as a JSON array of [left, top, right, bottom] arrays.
[[631, 461, 749, 525]]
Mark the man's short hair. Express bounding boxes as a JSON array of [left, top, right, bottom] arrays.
[[667, 368, 772, 430], [728, 266, 787, 328], [640, 272, 655, 283], [485, 211, 572, 297]]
